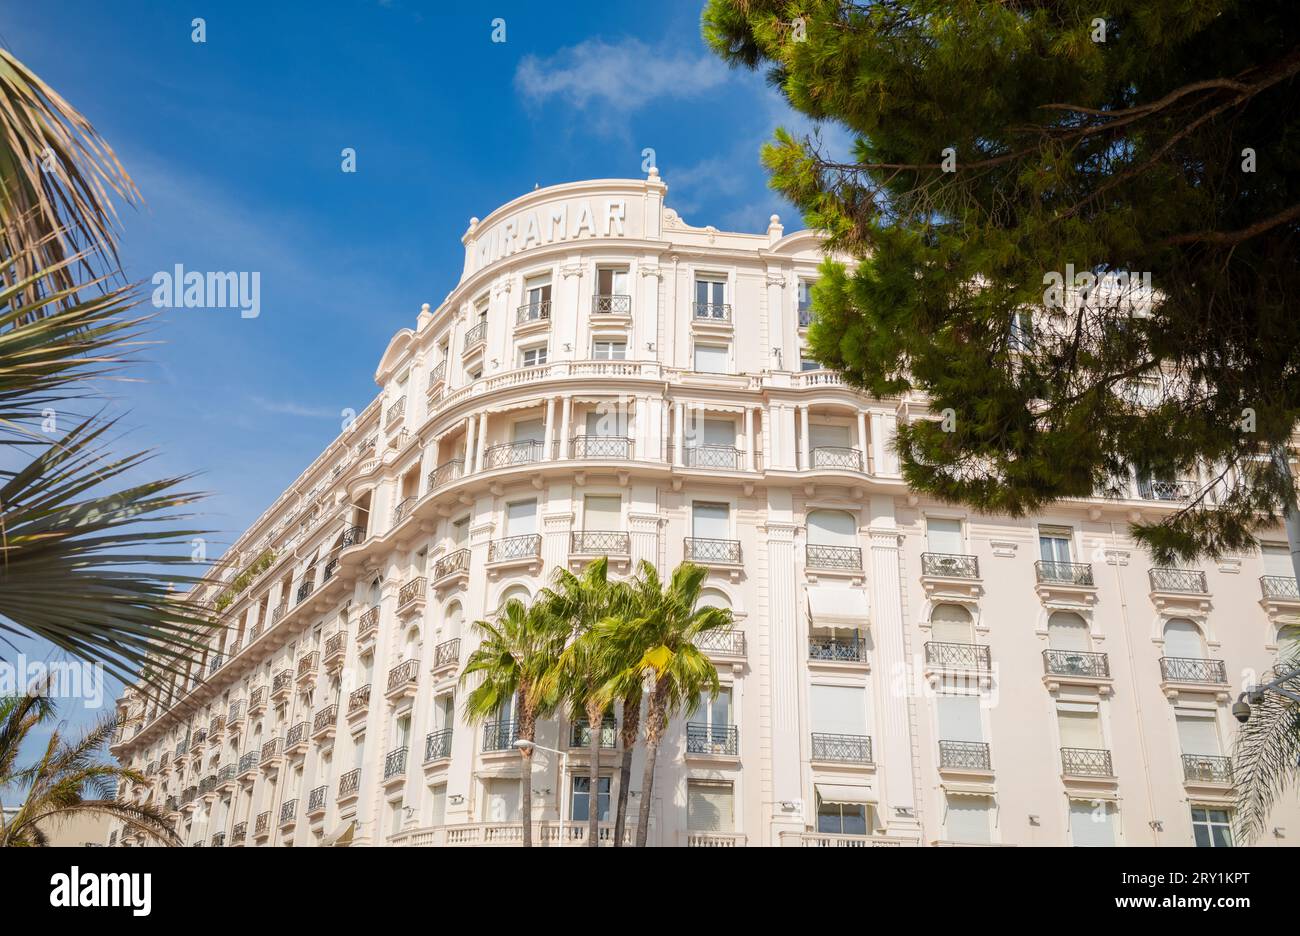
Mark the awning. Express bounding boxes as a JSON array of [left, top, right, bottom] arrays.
[[322, 819, 355, 847], [807, 585, 870, 628], [815, 783, 875, 805]]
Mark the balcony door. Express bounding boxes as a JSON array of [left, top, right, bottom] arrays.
[[810, 684, 866, 738], [686, 780, 733, 833], [1047, 611, 1091, 651], [524, 278, 551, 316], [586, 408, 626, 438], [512, 417, 545, 450], [1057, 704, 1103, 749], [926, 518, 963, 555], [1262, 543, 1293, 578], [1163, 619, 1205, 659], [807, 508, 857, 547], [810, 422, 851, 450], [692, 501, 730, 541], [484, 778, 521, 822], [596, 267, 629, 299], [1039, 526, 1074, 564], [945, 795, 992, 844], [695, 278, 726, 314], [936, 692, 983, 744], [583, 495, 621, 532], [1069, 800, 1116, 847], [506, 499, 537, 537], [930, 604, 974, 644], [1175, 711, 1221, 757]]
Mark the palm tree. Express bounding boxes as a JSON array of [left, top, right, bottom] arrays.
[[539, 557, 628, 846], [0, 690, 178, 845], [1231, 657, 1300, 844], [460, 596, 567, 846], [598, 560, 734, 847], [0, 47, 212, 686]]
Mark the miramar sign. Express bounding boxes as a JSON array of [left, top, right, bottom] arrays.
[[471, 197, 628, 271]]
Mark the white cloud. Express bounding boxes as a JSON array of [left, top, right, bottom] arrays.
[[515, 38, 730, 115], [248, 396, 340, 420]]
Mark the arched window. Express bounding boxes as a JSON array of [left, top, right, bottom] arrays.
[[1162, 618, 1205, 659], [1047, 611, 1090, 651], [403, 625, 422, 661], [499, 584, 530, 611], [445, 602, 464, 639], [367, 577, 382, 607], [806, 509, 857, 545], [930, 604, 973, 644], [698, 588, 732, 611]]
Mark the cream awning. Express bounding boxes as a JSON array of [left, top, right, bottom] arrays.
[[807, 585, 870, 628], [322, 819, 355, 847], [815, 783, 875, 805]]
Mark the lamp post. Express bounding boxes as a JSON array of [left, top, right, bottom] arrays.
[[515, 739, 569, 847]]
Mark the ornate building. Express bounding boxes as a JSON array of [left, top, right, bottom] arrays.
[[108, 172, 1298, 847]]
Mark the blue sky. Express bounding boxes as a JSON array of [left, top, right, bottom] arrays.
[[0, 1, 836, 745]]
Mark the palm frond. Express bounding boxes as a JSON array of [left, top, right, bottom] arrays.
[[1232, 663, 1300, 843]]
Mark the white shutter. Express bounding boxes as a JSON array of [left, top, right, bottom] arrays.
[[1262, 544, 1293, 577], [810, 423, 851, 449], [687, 782, 734, 832], [583, 495, 621, 531], [945, 795, 992, 844], [930, 604, 974, 643], [512, 418, 545, 443], [506, 499, 537, 536], [1069, 800, 1116, 847], [692, 502, 729, 539], [694, 345, 728, 373], [1162, 619, 1204, 658], [936, 693, 983, 743], [586, 409, 626, 437], [926, 518, 964, 554], [1047, 612, 1091, 651], [807, 509, 857, 545], [430, 785, 447, 826], [1057, 708, 1102, 748], [1175, 712, 1221, 756], [810, 685, 866, 735], [700, 418, 734, 446]]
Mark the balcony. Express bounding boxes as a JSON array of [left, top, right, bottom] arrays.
[[432, 638, 461, 675], [1159, 656, 1227, 685], [207, 654, 223, 676], [572, 435, 632, 459], [226, 701, 245, 730], [488, 534, 542, 567], [516, 299, 551, 325], [271, 601, 288, 625], [938, 740, 992, 772], [684, 537, 742, 567], [279, 798, 297, 828], [482, 719, 519, 753], [165, 795, 179, 813], [1182, 753, 1233, 785], [337, 767, 361, 802], [924, 641, 991, 672], [312, 704, 338, 741], [324, 631, 345, 668], [683, 444, 741, 470], [238, 751, 259, 778], [591, 294, 631, 315], [397, 577, 426, 616], [810, 446, 863, 472], [1060, 747, 1113, 778], [483, 439, 545, 469], [685, 723, 739, 757], [810, 732, 873, 764], [695, 627, 746, 660], [190, 729, 206, 752], [284, 721, 309, 756], [570, 531, 630, 558], [1149, 568, 1207, 593], [424, 728, 453, 763], [428, 459, 465, 490], [347, 684, 372, 720], [808, 634, 867, 664], [308, 785, 328, 817], [386, 659, 420, 700], [1035, 560, 1094, 586], [393, 495, 416, 526], [693, 301, 731, 322], [433, 548, 470, 589], [806, 544, 863, 573], [322, 556, 340, 583], [384, 747, 409, 783], [271, 669, 293, 702], [208, 714, 224, 739], [248, 686, 266, 715], [217, 763, 238, 789], [231, 822, 246, 845], [254, 811, 271, 840], [385, 396, 407, 428], [921, 552, 980, 579], [357, 605, 380, 641], [296, 651, 319, 685], [1043, 648, 1110, 678], [295, 578, 316, 604], [1138, 478, 1195, 502], [570, 716, 617, 750], [1260, 575, 1299, 601], [211, 831, 225, 848], [426, 360, 446, 393], [259, 737, 283, 769], [463, 322, 487, 352]]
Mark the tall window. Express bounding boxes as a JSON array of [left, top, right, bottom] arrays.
[[931, 604, 974, 644], [571, 776, 611, 822], [483, 778, 520, 822], [505, 498, 537, 536], [1047, 611, 1091, 652], [523, 277, 551, 319], [695, 277, 727, 317], [1069, 800, 1116, 847], [926, 518, 964, 555], [1163, 619, 1205, 659], [691, 501, 730, 540], [583, 495, 621, 532], [937, 693, 983, 746], [1039, 525, 1074, 565], [596, 267, 629, 300], [1191, 807, 1232, 847], [1057, 703, 1103, 750], [806, 509, 857, 547], [1176, 710, 1222, 759], [687, 780, 734, 833], [798, 280, 815, 327]]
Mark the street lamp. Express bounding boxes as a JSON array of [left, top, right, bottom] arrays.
[[1234, 662, 1300, 723], [515, 739, 569, 847]]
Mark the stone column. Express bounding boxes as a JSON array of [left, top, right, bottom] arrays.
[[856, 411, 869, 473], [673, 401, 685, 466], [543, 396, 556, 461], [558, 396, 572, 459], [744, 407, 755, 471], [763, 494, 803, 846], [799, 405, 811, 470], [476, 412, 489, 469], [463, 416, 477, 474]]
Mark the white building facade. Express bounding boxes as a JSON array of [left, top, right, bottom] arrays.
[[108, 173, 1300, 848]]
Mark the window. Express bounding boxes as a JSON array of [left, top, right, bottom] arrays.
[[451, 515, 469, 547], [520, 345, 547, 367], [694, 344, 728, 374], [695, 277, 726, 316], [691, 501, 730, 540], [1039, 525, 1074, 564], [1069, 800, 1116, 847], [1047, 611, 1091, 651], [1191, 807, 1232, 847], [523, 277, 551, 320], [687, 781, 734, 833], [571, 776, 611, 822], [1163, 619, 1205, 659], [483, 779, 520, 822], [586, 406, 627, 438], [505, 498, 537, 536], [428, 783, 447, 827], [945, 795, 992, 844], [798, 280, 815, 326], [1176, 710, 1221, 757], [1009, 310, 1033, 352], [389, 800, 404, 837], [695, 686, 732, 731], [817, 799, 869, 836], [596, 267, 629, 299], [1057, 703, 1103, 749], [583, 495, 621, 531], [592, 339, 627, 361], [810, 684, 866, 737], [930, 604, 974, 644], [799, 357, 821, 372], [926, 518, 963, 555], [936, 693, 983, 744], [806, 509, 857, 546]]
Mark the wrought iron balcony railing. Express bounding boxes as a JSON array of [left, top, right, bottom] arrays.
[[271, 602, 287, 624], [924, 641, 991, 671], [279, 799, 297, 825], [272, 669, 293, 694], [217, 764, 237, 784], [921, 552, 980, 578], [572, 435, 632, 459], [249, 686, 266, 711], [308, 785, 328, 813], [424, 728, 453, 762], [811, 445, 862, 471], [1149, 568, 1207, 593], [238, 751, 258, 775], [338, 767, 361, 799], [285, 721, 308, 748], [190, 729, 207, 750], [811, 732, 872, 763], [357, 605, 380, 638], [1138, 478, 1195, 502], [570, 531, 631, 556], [1061, 747, 1113, 777], [428, 459, 464, 489], [686, 723, 739, 756], [254, 811, 270, 837], [295, 578, 316, 603], [684, 537, 742, 564], [809, 635, 867, 663], [483, 439, 545, 469], [259, 738, 282, 764], [313, 704, 338, 734], [693, 301, 731, 321], [433, 638, 461, 670], [695, 627, 746, 656], [324, 630, 345, 661], [488, 534, 541, 563], [798, 306, 814, 328], [323, 556, 339, 581], [1035, 560, 1094, 586], [806, 544, 863, 572], [211, 831, 225, 847], [384, 746, 409, 780], [209, 715, 224, 736], [482, 719, 519, 752], [426, 360, 446, 390], [939, 740, 991, 771], [571, 716, 617, 749], [385, 397, 407, 427], [1260, 575, 1300, 599], [226, 701, 244, 726], [297, 651, 319, 679], [1043, 648, 1111, 679], [433, 547, 470, 581], [387, 659, 419, 694], [232, 822, 246, 844], [684, 444, 741, 469], [348, 684, 371, 714], [1182, 753, 1233, 784], [463, 320, 487, 351], [208, 654, 223, 675], [1160, 656, 1227, 683], [516, 299, 551, 324], [398, 577, 426, 608], [592, 294, 631, 314], [393, 495, 416, 525]]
